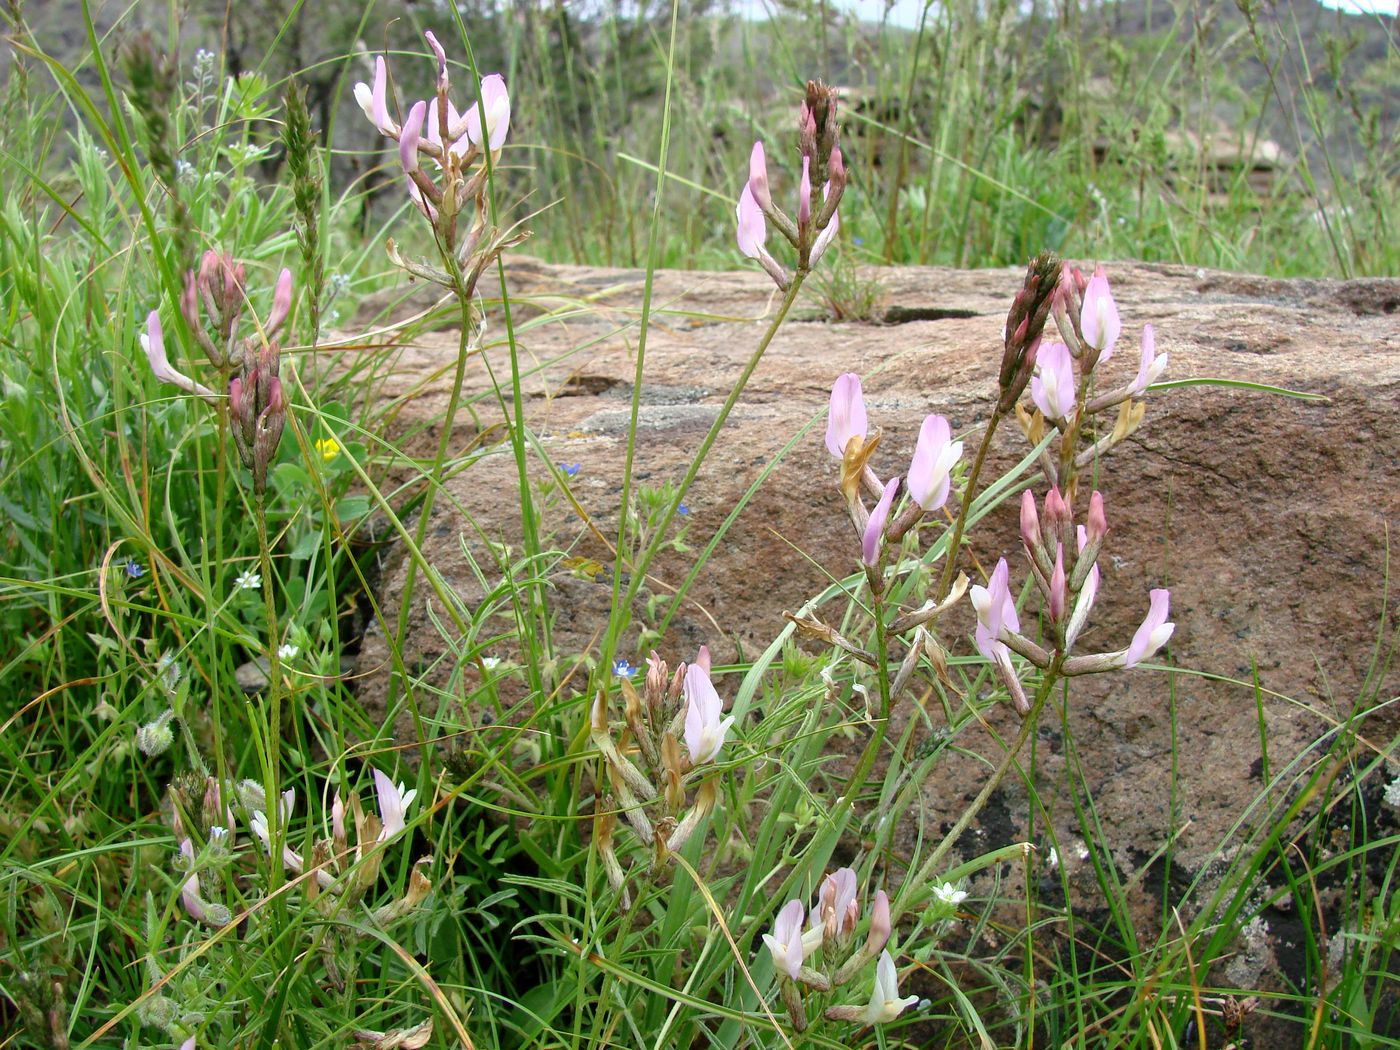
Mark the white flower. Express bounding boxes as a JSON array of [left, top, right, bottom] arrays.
[[277, 643, 299, 661], [682, 661, 736, 765], [933, 881, 968, 906], [861, 951, 919, 1025], [373, 768, 418, 840], [481, 656, 501, 671], [761, 899, 806, 980], [235, 569, 261, 591], [1383, 775, 1400, 808]]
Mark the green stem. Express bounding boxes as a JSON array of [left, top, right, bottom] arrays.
[[384, 276, 477, 723], [598, 270, 809, 677], [891, 665, 1060, 925], [254, 494, 285, 903], [936, 410, 1001, 601]]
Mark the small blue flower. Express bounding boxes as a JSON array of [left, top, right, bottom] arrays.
[[611, 658, 637, 679], [677, 503, 689, 515], [124, 557, 145, 579], [561, 463, 581, 478]]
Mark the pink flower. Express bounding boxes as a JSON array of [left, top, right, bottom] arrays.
[[399, 100, 427, 175], [373, 768, 418, 840], [1080, 263, 1121, 362], [863, 477, 899, 566], [1130, 324, 1168, 394], [816, 867, 860, 941], [970, 558, 1019, 661], [1030, 341, 1076, 421], [736, 184, 766, 259], [683, 662, 735, 764], [762, 899, 806, 979], [907, 414, 962, 511], [407, 178, 438, 222], [825, 373, 868, 459], [1048, 543, 1067, 623], [465, 74, 511, 152], [798, 156, 812, 226], [1123, 589, 1174, 667], [424, 30, 449, 93], [748, 141, 772, 210], [810, 184, 840, 266], [139, 311, 215, 400], [426, 97, 470, 161], [353, 55, 398, 137]]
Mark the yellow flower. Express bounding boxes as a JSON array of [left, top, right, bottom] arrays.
[[315, 438, 341, 462]]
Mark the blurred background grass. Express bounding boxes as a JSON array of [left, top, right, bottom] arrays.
[[6, 0, 1396, 277]]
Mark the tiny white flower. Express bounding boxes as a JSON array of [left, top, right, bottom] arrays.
[[1383, 775, 1400, 809], [481, 656, 501, 671], [933, 881, 968, 907], [277, 643, 299, 661], [235, 569, 261, 591]]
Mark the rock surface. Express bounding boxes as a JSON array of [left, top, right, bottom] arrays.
[[348, 258, 1399, 995]]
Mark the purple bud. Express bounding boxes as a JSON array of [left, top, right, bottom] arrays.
[[267, 268, 293, 335], [1020, 489, 1041, 554], [866, 889, 891, 955], [180, 271, 201, 333], [425, 30, 449, 93], [1087, 491, 1107, 545], [1049, 543, 1067, 623], [798, 156, 812, 227]]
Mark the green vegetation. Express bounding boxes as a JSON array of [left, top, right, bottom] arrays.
[[0, 0, 1395, 1047]]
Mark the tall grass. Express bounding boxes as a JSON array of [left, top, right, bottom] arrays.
[[0, 0, 1396, 1048]]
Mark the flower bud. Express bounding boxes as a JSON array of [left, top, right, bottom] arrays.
[[1020, 489, 1042, 555], [267, 268, 293, 336], [998, 251, 1061, 414], [1048, 543, 1067, 624], [137, 710, 174, 756], [866, 889, 891, 955]]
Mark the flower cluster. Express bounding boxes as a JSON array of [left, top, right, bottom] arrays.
[[140, 254, 294, 494], [355, 32, 526, 289], [761, 867, 917, 1030], [166, 767, 428, 931], [782, 373, 969, 710], [591, 648, 734, 901], [736, 81, 847, 288], [824, 373, 964, 583], [1018, 262, 1169, 489], [970, 486, 1174, 713]]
